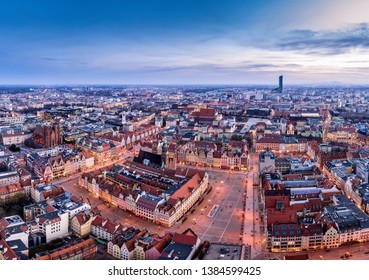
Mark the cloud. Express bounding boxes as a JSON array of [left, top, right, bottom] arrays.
[[274, 23, 369, 55], [42, 57, 71, 62], [138, 62, 303, 74]]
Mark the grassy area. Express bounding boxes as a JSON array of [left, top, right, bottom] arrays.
[[0, 198, 32, 218], [0, 205, 23, 217]]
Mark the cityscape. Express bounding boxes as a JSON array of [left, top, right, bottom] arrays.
[[2, 1, 369, 262]]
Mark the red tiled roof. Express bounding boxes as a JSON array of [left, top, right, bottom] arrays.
[[45, 205, 56, 213], [266, 208, 297, 225], [34, 237, 96, 260], [125, 229, 148, 252], [136, 196, 159, 211], [301, 224, 323, 236], [170, 173, 201, 202], [199, 108, 215, 117], [75, 212, 91, 225], [0, 239, 19, 260], [153, 233, 173, 253], [0, 184, 24, 196], [172, 230, 197, 246], [41, 186, 65, 200]]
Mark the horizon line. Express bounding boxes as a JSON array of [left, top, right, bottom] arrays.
[[1, 82, 369, 88]]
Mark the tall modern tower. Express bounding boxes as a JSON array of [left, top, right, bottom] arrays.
[[278, 75, 283, 93], [272, 75, 284, 94]]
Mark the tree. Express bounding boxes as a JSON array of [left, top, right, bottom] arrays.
[[231, 134, 243, 141], [9, 144, 20, 152]]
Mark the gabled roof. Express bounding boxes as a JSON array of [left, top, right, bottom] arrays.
[[0, 239, 19, 260]]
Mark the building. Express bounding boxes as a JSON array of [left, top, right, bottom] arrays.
[[158, 228, 201, 260], [301, 224, 323, 250], [326, 126, 356, 144], [24, 192, 90, 242], [70, 211, 93, 238], [191, 108, 217, 124], [33, 122, 61, 148], [91, 215, 124, 241], [76, 137, 119, 164], [255, 135, 307, 154], [279, 75, 283, 93], [290, 157, 315, 172], [120, 229, 148, 260], [0, 184, 26, 205], [0, 132, 32, 146], [354, 159, 369, 183], [0, 215, 29, 253], [272, 75, 283, 93], [31, 184, 65, 203], [34, 238, 97, 260], [318, 195, 369, 245], [145, 233, 173, 260], [106, 227, 140, 259], [0, 165, 20, 187], [172, 140, 247, 170], [0, 239, 20, 260], [259, 151, 276, 173], [34, 210, 69, 243], [81, 162, 209, 228], [269, 224, 302, 252], [27, 149, 94, 181]]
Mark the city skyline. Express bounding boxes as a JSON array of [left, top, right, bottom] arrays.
[[1, 0, 369, 85]]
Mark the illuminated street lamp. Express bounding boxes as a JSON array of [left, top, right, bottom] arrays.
[[208, 199, 211, 205]]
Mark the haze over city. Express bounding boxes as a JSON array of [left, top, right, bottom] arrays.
[[1, 0, 369, 85]]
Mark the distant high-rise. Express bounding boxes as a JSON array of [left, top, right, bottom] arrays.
[[279, 75, 283, 93], [272, 75, 284, 93]]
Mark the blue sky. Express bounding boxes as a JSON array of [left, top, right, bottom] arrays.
[[1, 0, 369, 85]]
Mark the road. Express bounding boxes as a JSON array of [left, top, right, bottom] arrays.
[[309, 242, 369, 260], [243, 152, 264, 259], [187, 171, 246, 245]]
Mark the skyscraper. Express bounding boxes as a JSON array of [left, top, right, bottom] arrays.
[[279, 75, 283, 93], [272, 75, 284, 93]]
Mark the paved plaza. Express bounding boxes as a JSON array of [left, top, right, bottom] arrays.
[[57, 167, 264, 257]]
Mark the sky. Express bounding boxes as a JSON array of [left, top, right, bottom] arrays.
[[1, 0, 369, 85]]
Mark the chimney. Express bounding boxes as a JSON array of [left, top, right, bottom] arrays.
[[168, 249, 175, 258]]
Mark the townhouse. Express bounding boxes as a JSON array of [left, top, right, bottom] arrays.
[[79, 162, 209, 228], [34, 237, 97, 260]]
